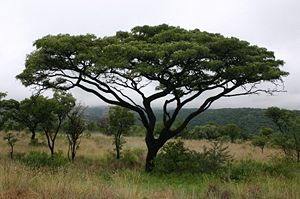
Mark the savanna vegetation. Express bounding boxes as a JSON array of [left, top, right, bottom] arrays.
[[1, 25, 299, 198]]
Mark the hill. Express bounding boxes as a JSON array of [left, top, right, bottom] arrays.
[[84, 107, 277, 136]]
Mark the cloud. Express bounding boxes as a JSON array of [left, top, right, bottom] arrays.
[[0, 0, 299, 109]]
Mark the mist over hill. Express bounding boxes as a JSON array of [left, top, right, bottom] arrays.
[[84, 107, 278, 136]]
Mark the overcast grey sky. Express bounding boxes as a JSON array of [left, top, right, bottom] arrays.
[[0, 0, 299, 109]]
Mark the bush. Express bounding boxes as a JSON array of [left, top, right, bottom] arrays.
[[101, 149, 144, 170], [229, 159, 297, 180], [18, 151, 69, 168], [122, 149, 144, 167], [154, 140, 232, 174]]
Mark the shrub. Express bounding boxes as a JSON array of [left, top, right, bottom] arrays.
[[154, 140, 232, 174], [101, 149, 144, 170], [229, 159, 297, 181], [122, 149, 144, 168], [18, 151, 69, 168]]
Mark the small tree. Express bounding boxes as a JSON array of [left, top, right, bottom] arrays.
[[0, 92, 7, 129], [252, 127, 273, 153], [108, 106, 135, 159], [0, 93, 20, 132], [13, 95, 48, 144], [265, 107, 300, 161], [252, 135, 267, 153], [40, 91, 75, 156], [3, 132, 18, 159], [65, 105, 86, 161], [189, 123, 220, 140], [98, 117, 110, 135], [222, 123, 241, 143]]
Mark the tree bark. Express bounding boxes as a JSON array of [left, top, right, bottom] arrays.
[[145, 130, 169, 172], [50, 145, 54, 157], [116, 145, 120, 159], [145, 144, 160, 172], [10, 144, 14, 160], [31, 129, 36, 142]]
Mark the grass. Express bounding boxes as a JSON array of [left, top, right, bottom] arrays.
[[0, 131, 299, 198]]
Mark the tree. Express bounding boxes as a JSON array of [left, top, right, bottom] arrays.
[[108, 106, 135, 159], [17, 24, 288, 171], [0, 93, 20, 131], [0, 92, 7, 125], [65, 105, 86, 161], [252, 127, 273, 153], [40, 91, 75, 156], [221, 123, 241, 143], [3, 132, 18, 159], [265, 107, 300, 161], [188, 123, 220, 140], [13, 95, 48, 143]]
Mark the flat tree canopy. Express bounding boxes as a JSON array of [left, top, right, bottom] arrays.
[[17, 24, 288, 171]]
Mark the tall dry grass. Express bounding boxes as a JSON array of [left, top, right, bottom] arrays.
[[0, 132, 299, 199]]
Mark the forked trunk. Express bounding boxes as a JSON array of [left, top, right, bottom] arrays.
[[145, 131, 169, 172]]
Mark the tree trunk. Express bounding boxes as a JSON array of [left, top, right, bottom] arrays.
[[115, 134, 121, 159], [71, 147, 76, 161], [10, 144, 14, 160], [116, 147, 120, 159], [31, 130, 36, 142], [50, 144, 54, 157], [145, 144, 160, 172], [144, 129, 173, 172]]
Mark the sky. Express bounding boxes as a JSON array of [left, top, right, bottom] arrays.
[[0, 0, 299, 109]]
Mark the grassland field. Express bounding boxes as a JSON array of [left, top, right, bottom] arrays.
[[0, 132, 299, 199]]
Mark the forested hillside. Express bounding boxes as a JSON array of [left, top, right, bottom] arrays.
[[84, 107, 278, 136]]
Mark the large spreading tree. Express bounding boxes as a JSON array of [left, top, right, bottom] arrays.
[[17, 24, 288, 171]]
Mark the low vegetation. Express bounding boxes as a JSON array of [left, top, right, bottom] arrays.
[[0, 133, 299, 199]]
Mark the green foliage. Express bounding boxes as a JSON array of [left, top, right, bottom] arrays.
[[65, 105, 86, 161], [265, 107, 294, 133], [229, 159, 298, 181], [184, 122, 242, 142], [260, 127, 274, 136], [186, 123, 220, 140], [128, 125, 145, 136], [251, 127, 274, 153], [265, 107, 300, 161], [102, 149, 144, 170], [154, 140, 232, 174], [0, 93, 20, 132], [85, 107, 279, 137], [18, 151, 69, 168], [221, 123, 241, 143], [108, 106, 135, 159], [39, 91, 76, 156], [122, 149, 144, 168], [14, 95, 48, 141], [252, 135, 268, 153]]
